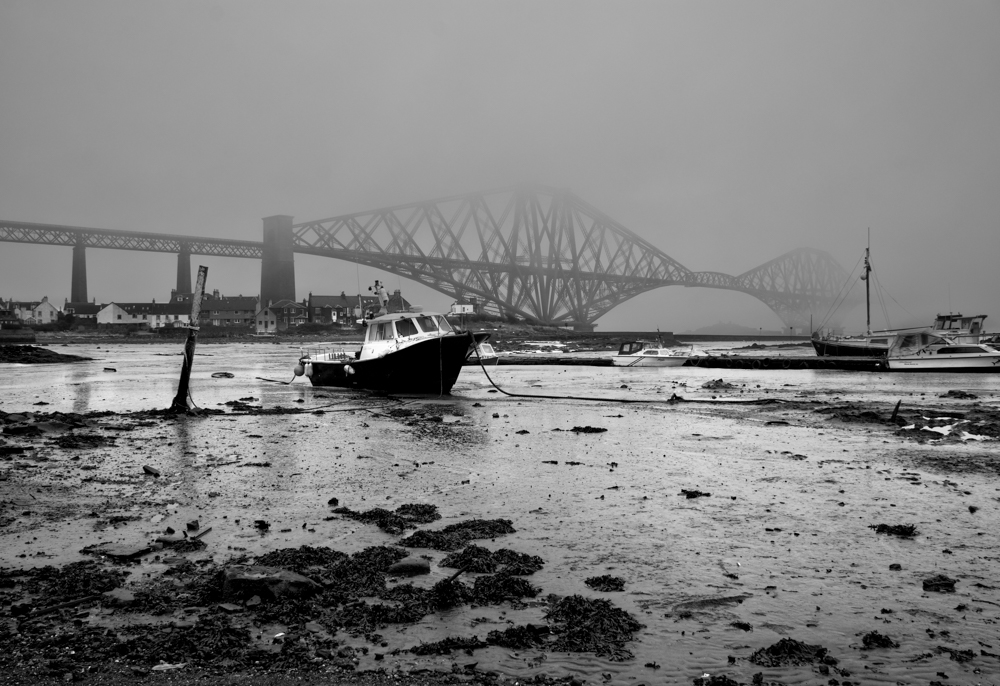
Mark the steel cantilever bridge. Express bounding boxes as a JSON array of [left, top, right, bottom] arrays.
[[0, 185, 854, 330]]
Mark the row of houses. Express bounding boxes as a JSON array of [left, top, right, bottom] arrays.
[[3, 289, 412, 334]]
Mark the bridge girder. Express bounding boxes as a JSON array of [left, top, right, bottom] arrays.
[[1, 190, 859, 328]]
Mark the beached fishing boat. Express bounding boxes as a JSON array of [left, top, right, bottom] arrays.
[[293, 282, 489, 393], [885, 332, 1000, 372], [295, 311, 490, 393], [612, 340, 689, 367]]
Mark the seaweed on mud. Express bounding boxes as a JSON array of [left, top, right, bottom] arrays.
[[440, 544, 544, 575], [428, 577, 474, 610], [730, 621, 753, 632], [332, 504, 441, 535], [861, 631, 900, 649], [398, 518, 516, 551], [748, 637, 831, 667], [869, 523, 918, 538], [254, 545, 349, 574], [693, 675, 741, 686], [409, 636, 489, 656], [134, 614, 252, 665], [48, 433, 118, 449], [486, 624, 550, 649], [471, 572, 539, 604], [320, 546, 409, 599], [545, 594, 644, 661], [331, 599, 428, 635], [584, 575, 625, 592], [17, 561, 127, 604], [938, 646, 976, 662]]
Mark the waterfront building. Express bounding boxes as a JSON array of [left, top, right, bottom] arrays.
[[96, 302, 191, 329]]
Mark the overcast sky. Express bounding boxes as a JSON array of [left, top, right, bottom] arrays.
[[2, 1, 998, 332]]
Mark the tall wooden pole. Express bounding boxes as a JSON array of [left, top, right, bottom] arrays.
[[170, 265, 208, 413]]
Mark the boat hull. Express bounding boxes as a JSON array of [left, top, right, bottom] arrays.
[[307, 334, 485, 393], [612, 355, 688, 367], [811, 340, 888, 357], [886, 354, 1000, 372]]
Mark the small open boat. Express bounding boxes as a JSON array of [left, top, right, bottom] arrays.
[[612, 340, 689, 367]]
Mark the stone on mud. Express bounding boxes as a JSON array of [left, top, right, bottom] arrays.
[[221, 565, 321, 600], [102, 588, 136, 606], [386, 557, 431, 577], [923, 574, 957, 593]]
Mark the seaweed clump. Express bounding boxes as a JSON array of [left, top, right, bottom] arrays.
[[585, 575, 625, 592], [440, 544, 543, 574], [869, 523, 918, 538], [18, 561, 127, 604], [861, 631, 900, 649], [545, 595, 644, 661], [332, 503, 441, 535], [254, 545, 349, 574], [472, 573, 539, 604], [486, 623, 549, 649], [398, 518, 516, 551], [749, 637, 831, 667]]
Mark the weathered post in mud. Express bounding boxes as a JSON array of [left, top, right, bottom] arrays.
[[170, 265, 208, 413]]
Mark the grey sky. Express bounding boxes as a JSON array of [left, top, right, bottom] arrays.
[[2, 1, 998, 332]]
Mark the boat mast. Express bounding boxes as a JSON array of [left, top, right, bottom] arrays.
[[863, 228, 871, 335]]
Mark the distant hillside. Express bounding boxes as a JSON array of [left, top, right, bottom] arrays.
[[681, 321, 785, 336]]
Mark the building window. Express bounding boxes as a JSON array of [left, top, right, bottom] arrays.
[[142, 315, 147, 320], [117, 314, 122, 320]]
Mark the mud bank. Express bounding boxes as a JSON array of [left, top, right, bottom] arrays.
[[0, 345, 91, 364], [2, 345, 999, 685]]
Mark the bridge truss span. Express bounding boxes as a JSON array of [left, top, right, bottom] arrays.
[[292, 186, 853, 329]]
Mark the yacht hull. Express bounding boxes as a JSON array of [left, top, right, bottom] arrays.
[[886, 354, 1000, 372]]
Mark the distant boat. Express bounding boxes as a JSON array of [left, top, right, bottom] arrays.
[[612, 340, 689, 367], [886, 332, 1000, 372], [812, 237, 990, 357], [466, 341, 499, 367]]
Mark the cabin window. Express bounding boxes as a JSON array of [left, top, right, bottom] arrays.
[[413, 316, 438, 333], [394, 318, 418, 337], [869, 338, 888, 345], [937, 346, 983, 354], [642, 350, 659, 355], [436, 316, 453, 332]]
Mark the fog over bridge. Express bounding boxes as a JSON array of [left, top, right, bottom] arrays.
[[1, 185, 856, 330]]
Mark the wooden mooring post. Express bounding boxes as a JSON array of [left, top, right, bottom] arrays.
[[170, 265, 208, 413]]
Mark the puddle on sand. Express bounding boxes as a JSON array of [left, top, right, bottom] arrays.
[[2, 343, 999, 684]]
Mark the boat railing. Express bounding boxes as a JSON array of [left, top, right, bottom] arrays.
[[300, 344, 361, 362]]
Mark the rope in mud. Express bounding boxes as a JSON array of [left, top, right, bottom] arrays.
[[470, 343, 784, 406]]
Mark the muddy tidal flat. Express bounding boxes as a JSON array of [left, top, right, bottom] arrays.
[[2, 342, 1000, 686]]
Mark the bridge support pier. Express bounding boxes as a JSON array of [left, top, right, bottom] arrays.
[[260, 215, 296, 306], [71, 241, 87, 303], [176, 244, 191, 295]]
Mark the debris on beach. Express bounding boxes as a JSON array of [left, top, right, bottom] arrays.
[[545, 595, 644, 661], [398, 518, 516, 551], [748, 637, 833, 667], [923, 574, 958, 593], [868, 523, 918, 537], [440, 544, 544, 574], [584, 575, 625, 592], [331, 503, 441, 534], [861, 630, 900, 649]]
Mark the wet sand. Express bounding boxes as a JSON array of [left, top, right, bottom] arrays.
[[1, 343, 999, 685]]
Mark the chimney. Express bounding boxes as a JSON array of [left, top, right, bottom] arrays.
[[152, 298, 155, 304]]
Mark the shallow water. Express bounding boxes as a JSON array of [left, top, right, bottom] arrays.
[[2, 342, 999, 684]]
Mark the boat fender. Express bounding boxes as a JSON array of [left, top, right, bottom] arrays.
[[345, 365, 355, 375], [751, 360, 762, 370], [782, 360, 791, 369], [305, 363, 313, 377], [293, 363, 305, 377]]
